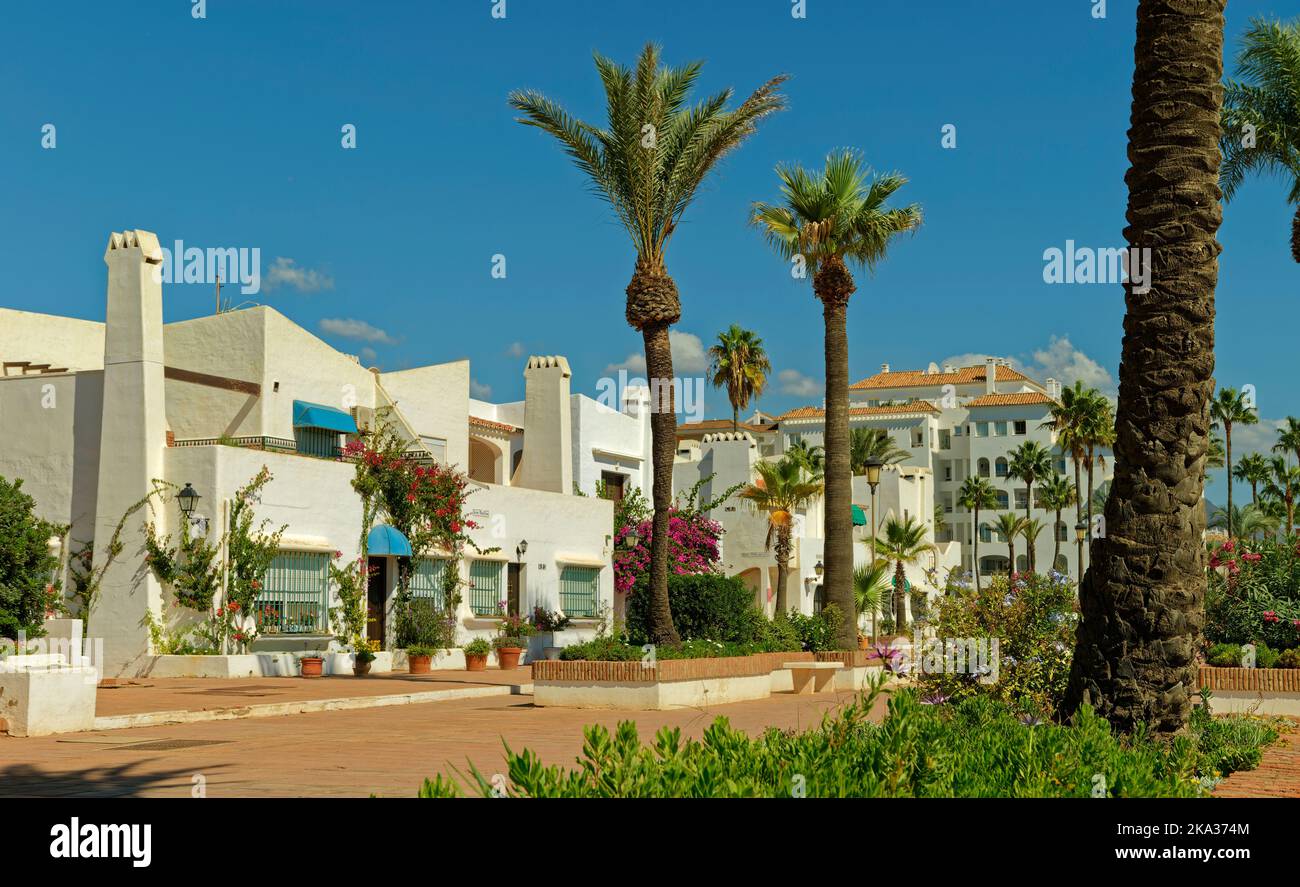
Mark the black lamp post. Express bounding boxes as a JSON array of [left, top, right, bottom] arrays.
[[865, 457, 884, 644], [516, 539, 528, 562], [621, 527, 641, 550], [1074, 520, 1089, 585], [814, 559, 825, 578], [177, 483, 201, 516]]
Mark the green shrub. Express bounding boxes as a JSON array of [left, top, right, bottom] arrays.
[[462, 637, 490, 656], [780, 605, 842, 652], [0, 475, 63, 640], [559, 634, 643, 661], [1255, 641, 1280, 669], [919, 571, 1077, 717], [395, 597, 456, 651], [1205, 538, 1300, 650], [1189, 698, 1282, 783], [418, 686, 1270, 798], [1278, 648, 1300, 669], [625, 573, 758, 645], [1207, 642, 1243, 668]]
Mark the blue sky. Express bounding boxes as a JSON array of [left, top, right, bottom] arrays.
[[0, 0, 1295, 498]]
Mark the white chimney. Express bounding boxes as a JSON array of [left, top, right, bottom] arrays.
[[984, 357, 997, 395], [880, 363, 890, 374], [516, 355, 573, 494], [1046, 378, 1058, 399], [943, 364, 957, 374]]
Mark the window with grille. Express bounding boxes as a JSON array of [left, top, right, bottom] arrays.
[[559, 566, 600, 617], [258, 551, 330, 634], [294, 426, 340, 458], [410, 558, 452, 608], [468, 560, 503, 615]]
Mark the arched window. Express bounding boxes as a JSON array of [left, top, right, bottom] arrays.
[[978, 458, 990, 478], [995, 457, 1009, 478]]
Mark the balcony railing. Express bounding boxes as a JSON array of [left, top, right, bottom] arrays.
[[172, 435, 439, 466]]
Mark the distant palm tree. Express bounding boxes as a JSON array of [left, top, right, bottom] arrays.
[[752, 150, 921, 649], [1220, 17, 1300, 263], [1234, 452, 1272, 506], [849, 427, 908, 475], [1209, 503, 1279, 541], [1038, 473, 1077, 572], [1273, 417, 1300, 467], [1210, 387, 1258, 537], [1021, 519, 1046, 576], [853, 560, 891, 644], [708, 325, 772, 432], [1264, 455, 1300, 537], [785, 439, 825, 478], [993, 513, 1028, 583], [872, 515, 936, 630], [1006, 440, 1055, 572], [1207, 436, 1227, 472], [957, 476, 998, 593], [1043, 381, 1105, 528], [738, 457, 823, 613], [511, 43, 787, 645], [1081, 401, 1116, 552]]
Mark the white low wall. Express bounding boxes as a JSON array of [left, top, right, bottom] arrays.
[[525, 623, 602, 662], [1208, 691, 1300, 718], [143, 651, 395, 679], [535, 673, 774, 711], [0, 660, 99, 737]]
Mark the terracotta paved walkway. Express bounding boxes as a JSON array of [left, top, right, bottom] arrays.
[[1213, 721, 1300, 798], [94, 668, 533, 717], [1, 687, 878, 797]]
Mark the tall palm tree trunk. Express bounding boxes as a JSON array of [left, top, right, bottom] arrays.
[[1224, 424, 1233, 537], [1073, 457, 1084, 524], [1024, 481, 1035, 573], [817, 259, 856, 649], [1053, 505, 1063, 570], [893, 560, 907, 631], [731, 406, 739, 434], [1007, 536, 1015, 582], [1293, 205, 1300, 264], [774, 527, 791, 614], [1065, 0, 1224, 734], [972, 505, 981, 592]]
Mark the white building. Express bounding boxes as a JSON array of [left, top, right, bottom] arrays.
[[0, 230, 615, 676]]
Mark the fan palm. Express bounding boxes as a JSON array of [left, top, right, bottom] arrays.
[[853, 559, 891, 644], [871, 515, 936, 631], [1209, 503, 1278, 541], [1263, 455, 1300, 537], [510, 45, 787, 644], [849, 427, 908, 475], [1220, 17, 1300, 262], [1038, 473, 1077, 572], [1066, 0, 1225, 734], [752, 150, 921, 649], [1042, 381, 1106, 527], [957, 476, 998, 593], [708, 325, 771, 432], [738, 457, 823, 614], [785, 439, 825, 478], [1210, 387, 1258, 536], [993, 513, 1029, 583], [1021, 519, 1046, 576], [1273, 416, 1300, 467], [1234, 452, 1272, 506], [1006, 441, 1054, 572]]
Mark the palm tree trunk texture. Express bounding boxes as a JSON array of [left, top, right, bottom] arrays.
[[640, 321, 682, 647], [1292, 205, 1300, 265], [1224, 425, 1233, 537], [817, 259, 856, 649], [1007, 538, 1015, 582], [1025, 481, 1035, 573], [893, 560, 907, 631], [1053, 506, 1063, 570], [973, 505, 981, 593], [1065, 0, 1224, 734], [774, 527, 791, 614]]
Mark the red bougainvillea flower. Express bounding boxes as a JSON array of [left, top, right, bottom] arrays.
[[1242, 552, 1262, 563], [1264, 611, 1279, 624]]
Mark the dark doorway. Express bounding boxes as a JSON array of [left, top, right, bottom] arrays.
[[601, 470, 626, 505], [367, 557, 387, 645], [507, 563, 522, 616]]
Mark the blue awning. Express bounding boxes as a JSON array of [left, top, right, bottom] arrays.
[[367, 524, 412, 557], [293, 400, 358, 434], [851, 505, 867, 526]]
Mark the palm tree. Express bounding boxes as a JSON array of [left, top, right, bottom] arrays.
[[1081, 402, 1116, 553], [1234, 453, 1272, 506], [1264, 455, 1299, 537], [1021, 519, 1046, 576], [1042, 381, 1106, 528], [871, 515, 936, 631], [511, 45, 787, 644], [752, 151, 921, 649], [1207, 435, 1226, 472], [1038, 473, 1077, 572], [1210, 387, 1258, 537], [708, 325, 771, 432], [853, 559, 891, 645], [785, 439, 825, 478], [957, 476, 998, 593], [1006, 440, 1054, 572], [849, 427, 908, 475], [1065, 0, 1225, 735], [1209, 503, 1278, 541], [1220, 17, 1300, 263], [1273, 417, 1300, 467], [738, 457, 823, 614], [993, 513, 1028, 583]]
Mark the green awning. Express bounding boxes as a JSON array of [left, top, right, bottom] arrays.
[[293, 400, 358, 434], [851, 504, 867, 526]]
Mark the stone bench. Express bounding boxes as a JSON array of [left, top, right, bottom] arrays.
[[783, 661, 843, 695], [0, 652, 99, 736]]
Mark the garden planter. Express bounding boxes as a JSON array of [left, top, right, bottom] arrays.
[[857, 637, 870, 651], [408, 654, 432, 675], [300, 656, 324, 678], [353, 659, 372, 676], [497, 647, 523, 670], [465, 652, 488, 672]]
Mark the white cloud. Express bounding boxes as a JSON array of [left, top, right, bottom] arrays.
[[1230, 416, 1286, 458], [470, 378, 493, 399], [263, 257, 334, 293], [778, 368, 822, 398], [359, 347, 378, 366], [941, 336, 1116, 397], [320, 317, 396, 344], [605, 330, 708, 376], [505, 342, 525, 359]]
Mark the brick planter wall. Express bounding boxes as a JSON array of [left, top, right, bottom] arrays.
[[532, 651, 812, 684], [1199, 666, 1300, 692]]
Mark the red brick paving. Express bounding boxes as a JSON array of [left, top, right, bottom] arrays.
[[1213, 720, 1300, 798], [0, 686, 881, 797], [94, 668, 533, 717]]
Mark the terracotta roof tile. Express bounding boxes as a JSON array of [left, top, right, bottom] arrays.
[[469, 415, 519, 433], [778, 403, 939, 421], [963, 392, 1055, 408], [850, 364, 1030, 390], [677, 419, 768, 435]]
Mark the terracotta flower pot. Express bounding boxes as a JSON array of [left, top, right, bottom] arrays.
[[465, 652, 488, 672], [497, 647, 523, 670], [408, 654, 432, 675], [857, 636, 870, 651], [353, 659, 372, 676], [300, 657, 324, 678]]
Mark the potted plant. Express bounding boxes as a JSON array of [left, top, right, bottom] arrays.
[[407, 644, 435, 675], [463, 637, 490, 671], [529, 606, 572, 660], [300, 651, 325, 678], [493, 635, 525, 669], [353, 646, 376, 676]]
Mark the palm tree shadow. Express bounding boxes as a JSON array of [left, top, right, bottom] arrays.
[[0, 758, 230, 798]]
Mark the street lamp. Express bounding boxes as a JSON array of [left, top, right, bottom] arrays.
[[865, 457, 884, 646], [814, 559, 824, 578], [177, 483, 201, 516], [621, 528, 640, 550], [1074, 520, 1088, 585], [516, 539, 529, 562]]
